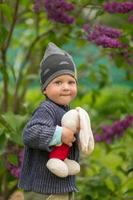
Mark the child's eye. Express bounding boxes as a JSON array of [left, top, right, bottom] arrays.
[[69, 81, 76, 84], [54, 81, 62, 85]]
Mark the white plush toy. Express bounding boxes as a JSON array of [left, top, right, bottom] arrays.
[[46, 107, 94, 177]]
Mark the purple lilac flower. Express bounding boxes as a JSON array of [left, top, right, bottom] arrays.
[[18, 150, 24, 163], [44, 0, 75, 24], [6, 149, 24, 178], [95, 115, 133, 143], [128, 15, 133, 23], [101, 126, 115, 144], [95, 134, 103, 142], [95, 35, 121, 48], [87, 29, 100, 41], [110, 43, 133, 65], [83, 24, 91, 32], [94, 25, 122, 39], [33, 0, 43, 13], [103, 2, 133, 14], [6, 163, 21, 178], [83, 24, 122, 48]]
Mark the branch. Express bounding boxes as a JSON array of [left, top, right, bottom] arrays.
[[4, 0, 19, 51], [0, 0, 4, 22], [0, 0, 19, 112], [19, 29, 53, 83], [13, 29, 53, 113]]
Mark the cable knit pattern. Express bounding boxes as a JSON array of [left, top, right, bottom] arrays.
[[18, 99, 79, 194]]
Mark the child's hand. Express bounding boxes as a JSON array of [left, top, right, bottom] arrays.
[[62, 127, 76, 147]]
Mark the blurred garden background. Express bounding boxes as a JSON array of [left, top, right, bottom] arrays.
[[0, 0, 133, 199]]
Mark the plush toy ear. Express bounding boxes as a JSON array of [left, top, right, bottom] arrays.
[[76, 107, 94, 155]]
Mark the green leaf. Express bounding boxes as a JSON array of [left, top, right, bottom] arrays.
[[9, 131, 23, 146], [0, 113, 27, 145], [0, 159, 6, 177], [111, 175, 121, 188], [124, 189, 133, 199], [0, 115, 15, 134], [0, 24, 8, 46], [0, 4, 13, 20], [7, 154, 18, 165], [20, 0, 30, 7], [0, 131, 7, 155]]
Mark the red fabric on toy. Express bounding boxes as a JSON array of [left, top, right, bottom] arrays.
[[49, 144, 70, 160]]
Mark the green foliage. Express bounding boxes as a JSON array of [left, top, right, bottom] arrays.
[[0, 113, 28, 146], [73, 86, 133, 200], [0, 0, 133, 199], [76, 129, 133, 200]]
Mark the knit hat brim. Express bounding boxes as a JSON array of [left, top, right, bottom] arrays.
[[41, 70, 76, 91], [40, 43, 77, 91]]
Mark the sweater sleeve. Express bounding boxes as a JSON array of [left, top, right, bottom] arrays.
[[23, 105, 56, 151], [49, 125, 62, 146]]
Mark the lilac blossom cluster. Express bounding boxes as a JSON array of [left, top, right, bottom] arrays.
[[44, 0, 75, 24], [83, 24, 122, 48], [33, 0, 43, 13], [103, 1, 133, 14], [120, 44, 133, 64], [6, 150, 24, 178], [110, 43, 133, 65], [95, 115, 133, 144], [128, 15, 133, 23]]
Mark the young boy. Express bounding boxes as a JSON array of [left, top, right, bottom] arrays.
[[18, 42, 79, 200]]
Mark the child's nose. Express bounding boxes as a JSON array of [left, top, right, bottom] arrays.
[[63, 83, 69, 90]]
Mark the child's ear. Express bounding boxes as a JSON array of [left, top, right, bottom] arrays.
[[43, 90, 46, 95]]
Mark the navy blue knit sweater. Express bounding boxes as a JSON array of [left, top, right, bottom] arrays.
[[18, 99, 79, 194]]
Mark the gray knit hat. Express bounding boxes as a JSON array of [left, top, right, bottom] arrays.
[[40, 42, 77, 91]]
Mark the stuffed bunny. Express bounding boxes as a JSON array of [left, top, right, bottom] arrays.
[[46, 107, 94, 177]]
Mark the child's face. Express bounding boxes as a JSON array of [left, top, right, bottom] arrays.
[[43, 74, 77, 105]]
